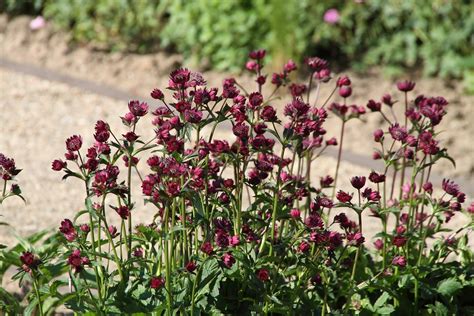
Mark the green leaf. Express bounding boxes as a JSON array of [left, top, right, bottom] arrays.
[[377, 306, 395, 314], [374, 291, 390, 309], [437, 278, 462, 296]]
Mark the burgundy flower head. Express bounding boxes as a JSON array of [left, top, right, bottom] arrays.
[[59, 219, 77, 242], [249, 49, 266, 60], [222, 252, 236, 268], [350, 176, 366, 190], [257, 268, 270, 282], [128, 100, 149, 117], [397, 80, 415, 92], [66, 135, 82, 152], [150, 276, 165, 289]]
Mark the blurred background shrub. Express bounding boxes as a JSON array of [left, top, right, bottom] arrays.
[[2, 0, 473, 78]]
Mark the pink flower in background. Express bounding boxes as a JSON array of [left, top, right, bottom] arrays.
[[324, 9, 340, 24], [29, 16, 46, 31]]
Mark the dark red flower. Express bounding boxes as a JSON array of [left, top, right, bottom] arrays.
[[59, 219, 77, 242], [347, 232, 365, 246], [284, 59, 297, 73], [80, 224, 90, 233], [304, 214, 324, 229], [320, 175, 334, 188], [373, 129, 384, 142], [222, 252, 236, 268], [20, 251, 41, 272], [350, 176, 366, 190], [326, 137, 337, 146], [397, 80, 415, 92], [257, 268, 270, 282], [150, 276, 165, 289], [249, 49, 266, 60], [201, 241, 214, 255], [306, 57, 328, 71], [248, 92, 263, 109], [299, 241, 311, 253], [392, 235, 407, 247], [151, 89, 164, 100], [51, 159, 66, 171], [128, 100, 149, 117], [366, 99, 381, 112], [66, 135, 82, 152], [392, 255, 406, 267], [373, 239, 383, 250], [336, 75, 351, 87], [261, 105, 277, 122], [68, 249, 90, 273], [290, 208, 301, 219], [388, 123, 408, 142], [336, 190, 352, 203], [381, 94, 396, 106], [338, 86, 352, 98], [185, 261, 197, 273], [442, 179, 460, 196], [115, 206, 130, 219], [369, 171, 385, 183]]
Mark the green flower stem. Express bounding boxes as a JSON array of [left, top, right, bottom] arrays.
[[269, 144, 287, 256], [330, 120, 346, 217], [127, 152, 133, 260], [32, 275, 44, 316], [163, 204, 173, 314]]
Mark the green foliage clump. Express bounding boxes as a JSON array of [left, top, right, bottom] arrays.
[[311, 0, 474, 78], [43, 0, 167, 53]]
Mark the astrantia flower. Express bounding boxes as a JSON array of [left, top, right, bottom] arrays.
[[151, 88, 164, 100], [388, 123, 408, 142], [20, 251, 41, 272], [336, 75, 351, 87], [338, 86, 352, 98], [257, 268, 270, 282], [442, 179, 460, 196], [368, 171, 385, 183], [128, 100, 148, 117], [306, 57, 328, 71], [249, 49, 266, 60], [284, 59, 297, 73], [290, 208, 301, 219], [392, 255, 407, 268], [201, 241, 214, 255], [185, 261, 197, 273], [366, 99, 381, 112], [115, 206, 130, 219], [347, 232, 365, 246], [51, 159, 66, 171], [336, 190, 352, 203], [299, 241, 311, 253], [68, 249, 90, 273], [222, 252, 236, 268], [350, 176, 366, 190], [397, 80, 415, 92], [66, 135, 82, 152], [169, 68, 191, 87], [392, 235, 407, 247], [59, 219, 77, 242], [150, 276, 165, 289], [305, 214, 324, 229], [381, 93, 396, 106], [320, 175, 334, 188], [373, 239, 383, 250], [248, 92, 263, 109]]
